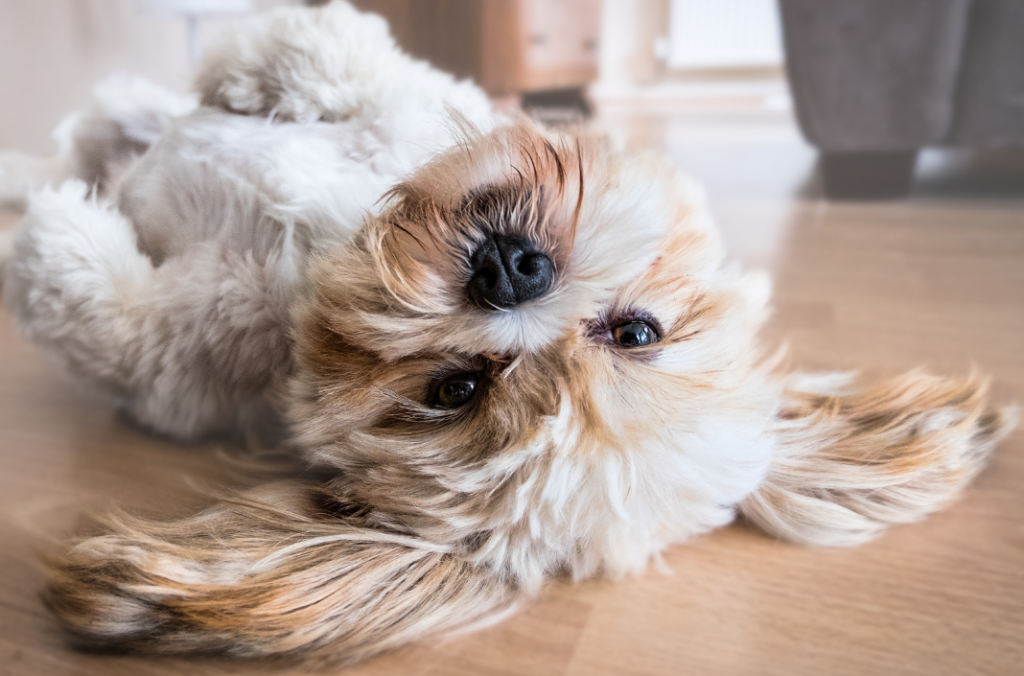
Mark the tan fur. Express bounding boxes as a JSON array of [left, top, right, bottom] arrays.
[[45, 483, 519, 661], [40, 119, 1015, 664], [742, 372, 1017, 546], [19, 2, 1015, 665]]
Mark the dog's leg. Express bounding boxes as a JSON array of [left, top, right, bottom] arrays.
[[3, 181, 152, 389], [741, 371, 1017, 546], [44, 481, 520, 660], [194, 1, 492, 128], [194, 1, 404, 122], [3, 181, 294, 439], [0, 75, 194, 209]]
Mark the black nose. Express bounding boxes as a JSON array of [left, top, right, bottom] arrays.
[[467, 234, 554, 310]]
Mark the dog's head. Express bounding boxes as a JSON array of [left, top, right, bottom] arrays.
[[289, 120, 777, 577]]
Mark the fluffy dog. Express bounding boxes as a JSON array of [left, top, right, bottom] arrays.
[[0, 1, 1015, 664]]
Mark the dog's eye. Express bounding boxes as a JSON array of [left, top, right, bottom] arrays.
[[612, 321, 659, 348], [433, 372, 480, 409]]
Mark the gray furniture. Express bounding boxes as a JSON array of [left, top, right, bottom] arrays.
[[779, 0, 1024, 199]]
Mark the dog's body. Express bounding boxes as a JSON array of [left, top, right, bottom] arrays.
[[0, 1, 1014, 664], [3, 3, 495, 438]]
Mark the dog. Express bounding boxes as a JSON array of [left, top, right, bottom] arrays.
[[0, 0, 1015, 665]]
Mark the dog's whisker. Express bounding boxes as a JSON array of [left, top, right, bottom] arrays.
[[501, 355, 523, 379]]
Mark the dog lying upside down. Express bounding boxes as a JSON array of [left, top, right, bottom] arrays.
[[0, 0, 1015, 664]]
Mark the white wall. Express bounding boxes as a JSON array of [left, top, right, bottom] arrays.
[[0, 0, 298, 155], [597, 0, 670, 87], [597, 0, 785, 90], [667, 0, 782, 69]]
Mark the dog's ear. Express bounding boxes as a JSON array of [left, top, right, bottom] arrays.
[[741, 372, 1017, 546], [43, 481, 520, 660]]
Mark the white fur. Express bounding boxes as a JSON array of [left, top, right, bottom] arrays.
[[2, 1, 496, 438], [3, 1, 1010, 661]]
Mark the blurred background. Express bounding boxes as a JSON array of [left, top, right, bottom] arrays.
[[0, 3, 1022, 674], [2, 0, 1024, 238], [2, 0, 1023, 209]]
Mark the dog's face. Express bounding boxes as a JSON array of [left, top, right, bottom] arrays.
[[289, 120, 777, 574]]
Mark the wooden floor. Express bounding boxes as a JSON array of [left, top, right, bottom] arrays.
[[1, 99, 1023, 676]]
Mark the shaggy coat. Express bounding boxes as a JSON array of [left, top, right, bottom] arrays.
[[0, 1, 1015, 664]]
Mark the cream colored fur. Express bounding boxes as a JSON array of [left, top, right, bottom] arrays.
[[0, 1, 1015, 664]]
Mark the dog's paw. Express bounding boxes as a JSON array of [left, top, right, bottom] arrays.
[[6, 181, 149, 298], [2, 181, 152, 370], [195, 2, 396, 123]]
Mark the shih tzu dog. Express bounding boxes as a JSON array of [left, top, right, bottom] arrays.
[[0, 1, 1014, 665]]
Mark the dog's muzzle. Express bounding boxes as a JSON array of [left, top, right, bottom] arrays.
[[467, 234, 554, 310]]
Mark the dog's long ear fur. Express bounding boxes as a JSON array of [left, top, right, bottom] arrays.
[[742, 372, 1017, 546], [43, 482, 520, 661]]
